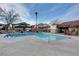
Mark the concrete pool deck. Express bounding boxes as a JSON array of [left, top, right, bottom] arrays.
[[0, 35, 79, 56]]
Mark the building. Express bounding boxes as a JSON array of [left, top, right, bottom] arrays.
[[0, 23, 4, 30], [31, 23, 50, 32], [50, 24, 58, 33], [58, 20, 79, 35], [13, 22, 32, 33], [37, 23, 50, 32], [0, 23, 6, 34]]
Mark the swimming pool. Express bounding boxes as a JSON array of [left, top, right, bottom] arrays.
[[1, 33, 69, 41]]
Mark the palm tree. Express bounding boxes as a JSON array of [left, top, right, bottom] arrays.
[[35, 12, 38, 32], [0, 7, 20, 33]]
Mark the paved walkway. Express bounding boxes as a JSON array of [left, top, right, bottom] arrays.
[[0, 36, 79, 56]]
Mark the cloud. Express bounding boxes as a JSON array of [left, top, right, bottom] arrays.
[[19, 17, 35, 25], [48, 5, 61, 13], [60, 4, 79, 22], [64, 5, 79, 16]]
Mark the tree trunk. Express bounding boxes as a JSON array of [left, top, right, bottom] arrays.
[[5, 24, 9, 33], [6, 23, 13, 33]]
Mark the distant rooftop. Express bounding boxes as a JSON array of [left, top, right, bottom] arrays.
[[59, 20, 79, 28]]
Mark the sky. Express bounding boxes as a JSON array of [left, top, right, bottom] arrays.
[[0, 3, 79, 25]]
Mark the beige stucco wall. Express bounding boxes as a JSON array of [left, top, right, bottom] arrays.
[[69, 28, 79, 35], [15, 28, 23, 31], [50, 25, 57, 33], [78, 28, 79, 35]]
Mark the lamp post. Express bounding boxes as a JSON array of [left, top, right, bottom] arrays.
[[35, 12, 38, 32]]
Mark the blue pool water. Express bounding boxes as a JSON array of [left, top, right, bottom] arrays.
[[33, 33, 69, 41], [2, 33, 69, 41]]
